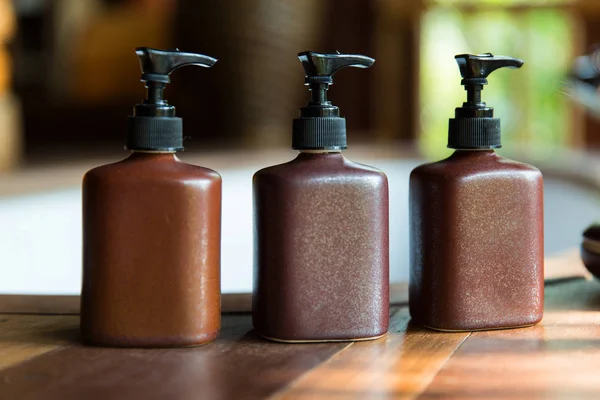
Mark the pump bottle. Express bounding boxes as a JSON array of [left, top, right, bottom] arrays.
[[409, 53, 544, 332], [252, 51, 389, 342], [81, 48, 221, 347]]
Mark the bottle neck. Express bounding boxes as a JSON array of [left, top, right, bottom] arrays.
[[450, 149, 497, 161], [453, 149, 496, 153], [299, 149, 342, 154], [131, 150, 177, 154], [127, 151, 178, 162]]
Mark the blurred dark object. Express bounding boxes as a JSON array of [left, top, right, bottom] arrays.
[[581, 224, 600, 280], [0, 0, 20, 172], [571, 3, 600, 149], [570, 49, 600, 87], [174, 0, 326, 149], [568, 48, 600, 281], [567, 48, 600, 119], [173, 0, 420, 149], [12, 0, 175, 159], [10, 0, 421, 161]]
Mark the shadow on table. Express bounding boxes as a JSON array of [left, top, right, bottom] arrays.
[[0, 314, 349, 399]]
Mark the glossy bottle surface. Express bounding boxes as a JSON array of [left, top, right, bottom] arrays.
[[81, 153, 221, 347], [409, 151, 543, 331], [253, 152, 389, 342]]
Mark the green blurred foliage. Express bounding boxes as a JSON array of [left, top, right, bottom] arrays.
[[419, 4, 573, 160]]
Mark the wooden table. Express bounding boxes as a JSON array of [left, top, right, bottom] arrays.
[[0, 274, 599, 399]]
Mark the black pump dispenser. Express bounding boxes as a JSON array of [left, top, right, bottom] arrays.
[[448, 53, 523, 149], [292, 51, 374, 150], [127, 47, 217, 152]]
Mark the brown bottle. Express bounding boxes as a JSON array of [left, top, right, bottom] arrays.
[[409, 54, 544, 332], [81, 48, 221, 347], [252, 51, 389, 342]]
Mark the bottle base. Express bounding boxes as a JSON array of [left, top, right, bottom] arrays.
[[424, 322, 537, 333], [81, 330, 220, 348], [83, 340, 215, 349], [256, 331, 386, 343]]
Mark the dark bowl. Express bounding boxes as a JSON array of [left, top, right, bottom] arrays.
[[581, 224, 600, 280]]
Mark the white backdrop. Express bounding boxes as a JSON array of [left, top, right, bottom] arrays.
[[0, 158, 596, 294]]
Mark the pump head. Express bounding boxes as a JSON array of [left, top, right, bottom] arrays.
[[133, 47, 216, 118], [448, 53, 524, 149], [127, 47, 217, 152], [293, 51, 375, 150]]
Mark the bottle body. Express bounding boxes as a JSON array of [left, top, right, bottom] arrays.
[[252, 152, 389, 342], [81, 153, 221, 347], [409, 150, 544, 331]]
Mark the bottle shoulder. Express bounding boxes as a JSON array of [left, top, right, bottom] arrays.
[[254, 153, 387, 184], [411, 152, 542, 182], [84, 154, 221, 186]]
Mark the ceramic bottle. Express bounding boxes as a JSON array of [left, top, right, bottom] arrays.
[[253, 51, 389, 342], [409, 53, 544, 332], [81, 48, 221, 347]]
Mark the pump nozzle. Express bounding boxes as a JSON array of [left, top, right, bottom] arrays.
[[293, 51, 375, 150], [448, 53, 524, 150], [136, 47, 217, 84], [454, 53, 523, 118], [134, 47, 217, 118], [456, 53, 524, 82], [298, 51, 374, 111], [127, 47, 217, 152], [298, 52, 374, 82]]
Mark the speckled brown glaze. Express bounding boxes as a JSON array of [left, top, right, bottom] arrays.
[[409, 150, 544, 331], [252, 152, 389, 342], [81, 152, 221, 347]]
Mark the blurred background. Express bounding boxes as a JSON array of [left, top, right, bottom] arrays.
[[2, 0, 600, 295]]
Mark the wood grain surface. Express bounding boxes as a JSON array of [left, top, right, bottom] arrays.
[[0, 314, 77, 370], [1, 275, 600, 399], [0, 314, 348, 400], [420, 279, 600, 400], [275, 308, 469, 400]]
